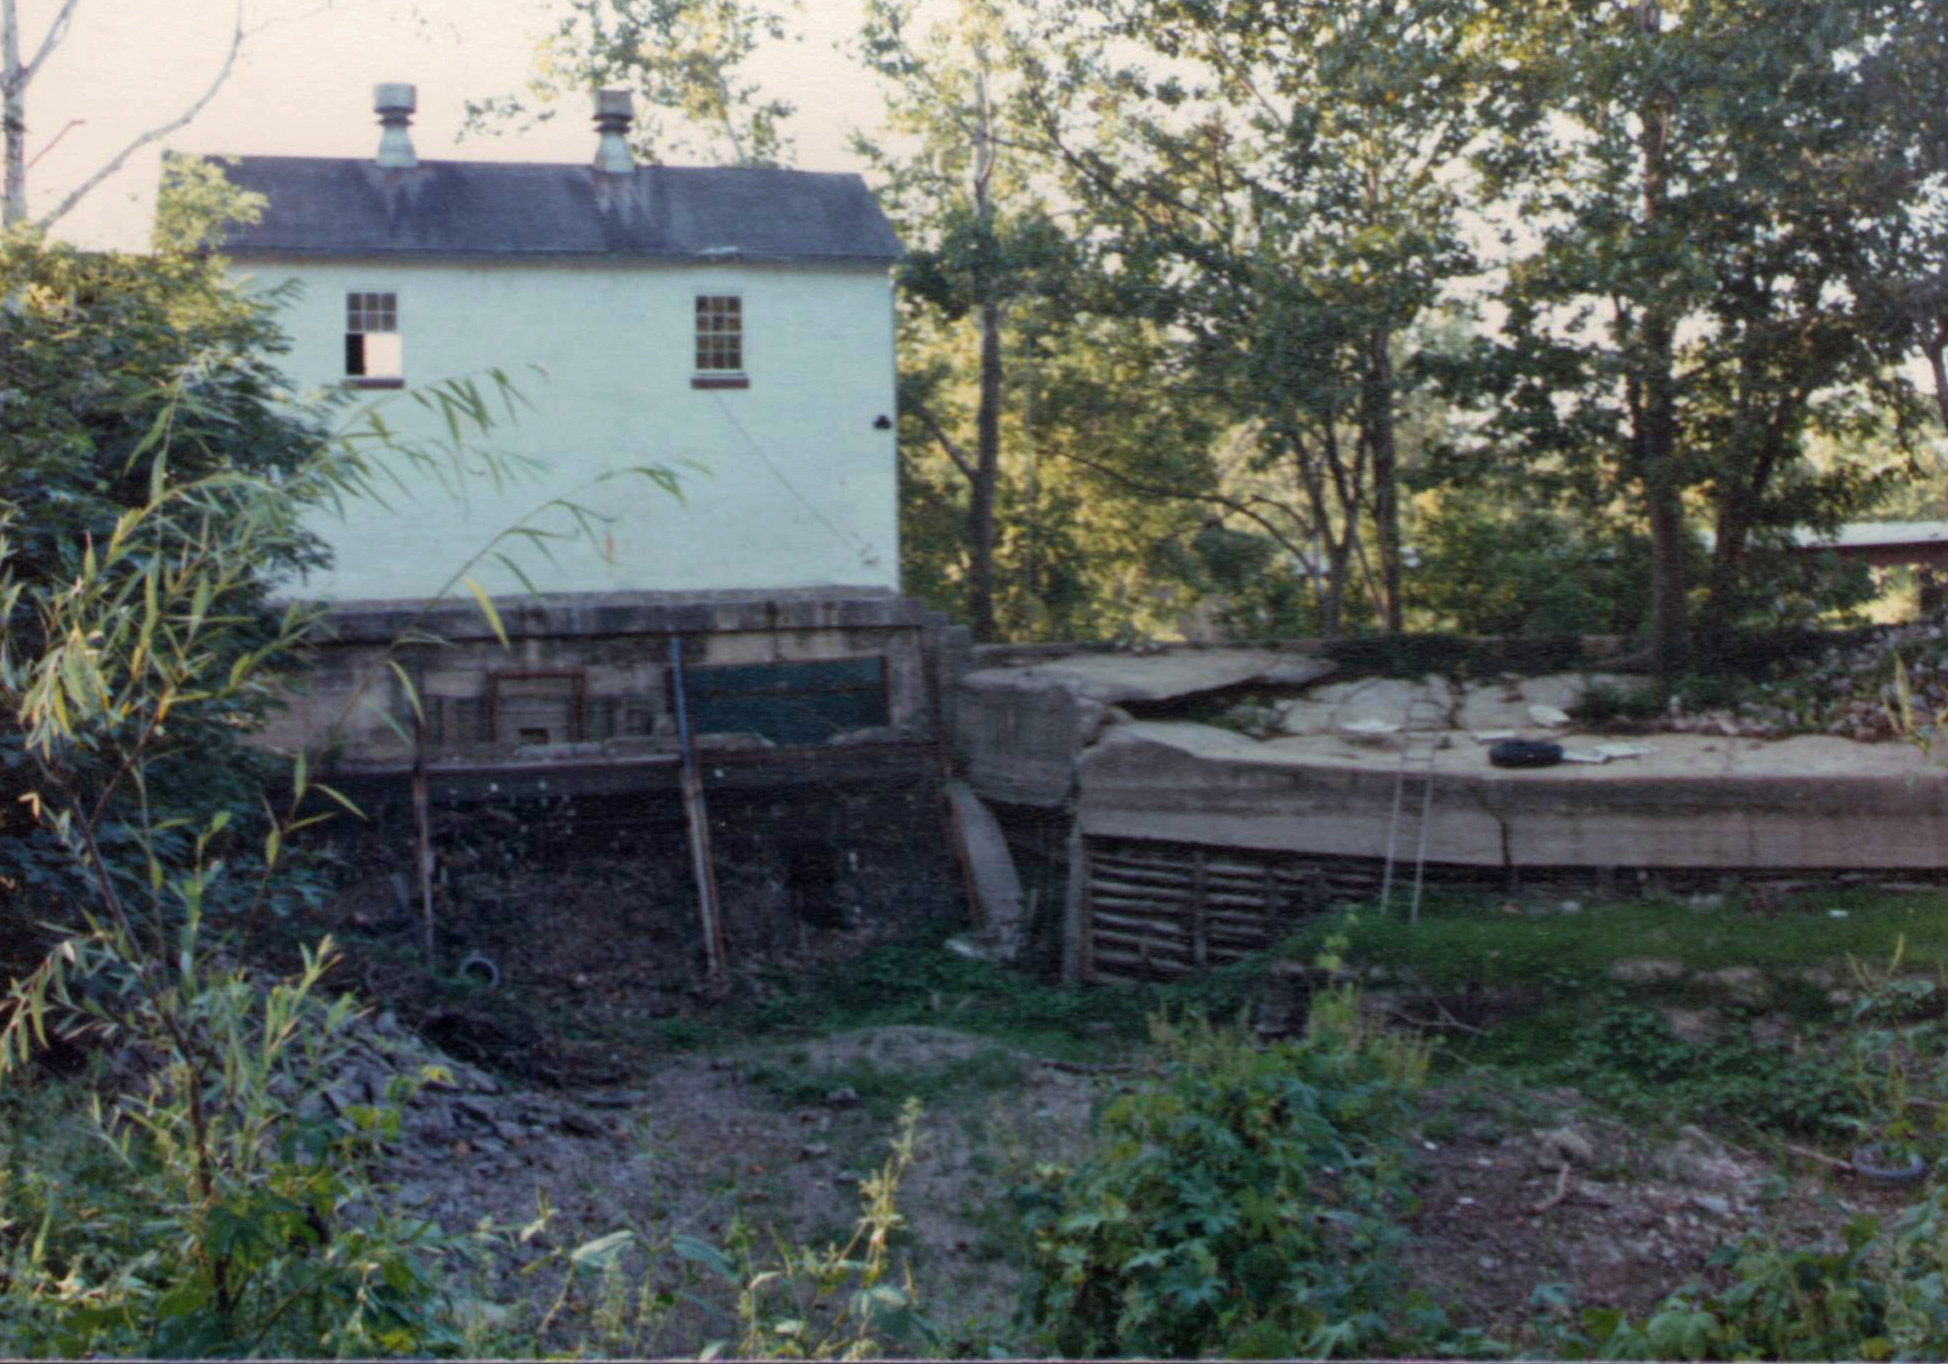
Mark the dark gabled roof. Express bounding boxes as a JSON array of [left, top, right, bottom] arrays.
[[215, 156, 904, 264]]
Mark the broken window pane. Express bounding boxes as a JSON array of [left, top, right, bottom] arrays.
[[345, 291, 402, 380]]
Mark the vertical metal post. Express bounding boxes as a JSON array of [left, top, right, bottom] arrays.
[[412, 712, 436, 969], [670, 638, 728, 975], [1060, 821, 1086, 985]]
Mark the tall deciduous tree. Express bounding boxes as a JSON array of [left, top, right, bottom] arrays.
[[1015, 0, 1491, 635], [855, 0, 1072, 640], [463, 0, 799, 166], [1852, 0, 1948, 434], [1483, 0, 1934, 672]]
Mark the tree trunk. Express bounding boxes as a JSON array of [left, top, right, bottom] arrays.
[[1635, 1, 1687, 682], [1700, 491, 1748, 646], [1928, 323, 1948, 434], [1363, 327, 1402, 631], [967, 298, 1003, 641], [1322, 534, 1352, 638], [3, 0, 26, 227]]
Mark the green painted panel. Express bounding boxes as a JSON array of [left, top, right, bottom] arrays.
[[676, 657, 888, 745]]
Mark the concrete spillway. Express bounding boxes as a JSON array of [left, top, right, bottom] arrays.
[[951, 646, 1948, 982], [1078, 721, 1948, 873]]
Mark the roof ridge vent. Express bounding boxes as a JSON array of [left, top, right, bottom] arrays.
[[374, 83, 417, 169], [593, 88, 635, 174]]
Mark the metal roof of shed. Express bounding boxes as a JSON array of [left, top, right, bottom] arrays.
[[215, 156, 905, 265], [1794, 520, 1948, 551]]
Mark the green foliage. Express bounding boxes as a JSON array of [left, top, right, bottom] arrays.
[[0, 948, 467, 1358], [0, 333, 480, 1351], [463, 0, 798, 166], [1547, 1191, 1948, 1361], [1018, 0, 1490, 634], [1473, 0, 1935, 671], [0, 224, 685, 1355], [0, 228, 335, 986], [1017, 1001, 1440, 1358], [1555, 999, 1861, 1138], [1412, 497, 1660, 637], [1577, 681, 1663, 727], [0, 229, 327, 592], [860, 0, 1221, 642], [1280, 895, 1948, 996], [737, 920, 1277, 1064]]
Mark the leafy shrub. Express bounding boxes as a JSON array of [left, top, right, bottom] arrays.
[[0, 942, 467, 1358], [1016, 995, 1442, 1358], [1, 215, 688, 1357], [1558, 1001, 1861, 1139], [1411, 499, 1661, 638], [1550, 1194, 1948, 1361]]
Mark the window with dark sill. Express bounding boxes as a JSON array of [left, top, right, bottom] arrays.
[[693, 293, 745, 388], [345, 291, 402, 387]]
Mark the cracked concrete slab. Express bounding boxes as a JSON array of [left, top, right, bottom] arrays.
[[954, 648, 1948, 875], [975, 648, 1330, 705], [1280, 676, 1456, 734], [1069, 721, 1948, 871]]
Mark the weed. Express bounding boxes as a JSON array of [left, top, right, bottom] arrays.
[[1549, 994, 1863, 1139], [1017, 999, 1459, 1359]]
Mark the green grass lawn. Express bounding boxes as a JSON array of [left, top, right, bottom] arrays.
[[1275, 885, 1948, 987]]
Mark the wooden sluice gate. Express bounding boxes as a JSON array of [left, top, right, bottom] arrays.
[[1067, 838, 1343, 984]]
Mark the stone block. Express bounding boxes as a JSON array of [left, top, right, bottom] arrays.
[[957, 670, 1105, 807]]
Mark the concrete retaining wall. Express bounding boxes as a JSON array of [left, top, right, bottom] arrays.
[[1077, 722, 1948, 872], [260, 587, 963, 770]]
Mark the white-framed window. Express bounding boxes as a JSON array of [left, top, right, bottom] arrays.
[[345, 291, 403, 388], [692, 293, 747, 389]]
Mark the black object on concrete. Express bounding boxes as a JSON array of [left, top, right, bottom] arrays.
[[1489, 739, 1564, 769]]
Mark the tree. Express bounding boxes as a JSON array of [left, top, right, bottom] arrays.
[[1014, 0, 1493, 635], [3, 165, 320, 585], [1480, 0, 1934, 671], [860, 0, 1222, 641], [0, 233, 480, 1347], [0, 170, 335, 984], [463, 0, 799, 166], [858, 0, 1059, 641], [1852, 0, 1948, 435], [2, 0, 265, 228]]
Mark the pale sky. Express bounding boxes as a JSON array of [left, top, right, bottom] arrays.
[[18, 0, 892, 250]]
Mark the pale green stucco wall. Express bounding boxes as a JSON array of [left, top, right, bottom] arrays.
[[237, 256, 900, 602]]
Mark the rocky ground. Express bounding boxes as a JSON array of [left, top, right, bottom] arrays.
[[309, 994, 1921, 1356], [1395, 1084, 1923, 1344]]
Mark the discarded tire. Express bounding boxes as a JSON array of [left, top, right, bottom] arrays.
[[1489, 739, 1564, 769], [1851, 1144, 1927, 1184], [456, 951, 501, 989]]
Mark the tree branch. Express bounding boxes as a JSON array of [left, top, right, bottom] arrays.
[[1051, 444, 1318, 573], [18, 0, 81, 90], [34, 0, 244, 230], [1928, 319, 1948, 434], [909, 395, 977, 483]]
